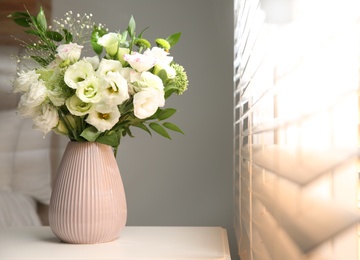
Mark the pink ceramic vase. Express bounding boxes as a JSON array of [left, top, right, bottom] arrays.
[[49, 141, 127, 244]]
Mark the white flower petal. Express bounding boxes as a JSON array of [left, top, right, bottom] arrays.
[[123, 52, 156, 72], [66, 95, 92, 116], [76, 75, 102, 103], [64, 60, 95, 89], [96, 59, 122, 76], [86, 105, 120, 132], [56, 43, 83, 63], [13, 70, 40, 93], [133, 88, 165, 119], [101, 71, 129, 105]]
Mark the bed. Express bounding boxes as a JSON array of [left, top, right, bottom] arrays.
[[0, 45, 67, 228]]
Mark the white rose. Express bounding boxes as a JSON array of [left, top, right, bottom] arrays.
[[13, 70, 40, 93], [123, 52, 156, 72], [133, 88, 165, 119], [56, 43, 83, 63], [32, 103, 59, 135], [98, 33, 120, 56], [101, 71, 129, 105], [76, 75, 102, 103], [65, 95, 92, 116], [64, 60, 95, 89], [86, 104, 120, 132]]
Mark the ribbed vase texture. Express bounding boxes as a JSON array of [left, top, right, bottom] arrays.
[[49, 141, 127, 244]]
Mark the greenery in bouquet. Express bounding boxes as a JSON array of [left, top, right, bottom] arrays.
[[8, 7, 188, 156]]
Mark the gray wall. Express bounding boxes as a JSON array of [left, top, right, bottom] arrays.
[[53, 0, 236, 258]]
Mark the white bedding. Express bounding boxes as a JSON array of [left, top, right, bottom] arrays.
[[0, 191, 41, 228], [0, 109, 53, 228], [0, 46, 53, 228]]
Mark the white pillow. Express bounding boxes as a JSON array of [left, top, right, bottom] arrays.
[[0, 110, 22, 191], [12, 117, 52, 205]]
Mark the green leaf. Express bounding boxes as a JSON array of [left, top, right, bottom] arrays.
[[120, 30, 128, 44], [158, 108, 177, 120], [63, 29, 73, 43], [135, 123, 152, 136], [30, 55, 49, 67], [46, 31, 63, 42], [8, 12, 33, 27], [166, 32, 181, 47], [164, 83, 177, 93], [137, 26, 149, 38], [91, 26, 107, 55], [149, 122, 171, 139], [91, 32, 103, 54], [96, 133, 120, 147], [36, 7, 47, 31], [8, 12, 31, 19], [163, 122, 184, 134], [13, 17, 32, 27], [80, 126, 102, 142], [127, 15, 136, 38], [164, 88, 175, 99], [156, 69, 168, 83], [24, 30, 41, 36]]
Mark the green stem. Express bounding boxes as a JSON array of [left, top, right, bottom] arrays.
[[58, 109, 77, 140]]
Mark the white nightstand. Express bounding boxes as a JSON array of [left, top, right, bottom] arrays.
[[0, 226, 231, 259]]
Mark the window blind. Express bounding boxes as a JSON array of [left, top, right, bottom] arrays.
[[234, 0, 360, 259]]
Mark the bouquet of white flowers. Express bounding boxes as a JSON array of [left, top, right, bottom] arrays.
[[8, 7, 188, 156]]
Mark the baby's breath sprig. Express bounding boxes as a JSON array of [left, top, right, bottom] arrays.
[[8, 8, 106, 67], [52, 11, 105, 48]]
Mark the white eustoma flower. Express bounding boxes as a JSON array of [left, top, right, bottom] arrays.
[[56, 43, 83, 63], [145, 47, 176, 79], [76, 75, 102, 103], [133, 88, 165, 119], [32, 103, 59, 135], [84, 56, 100, 70], [19, 80, 48, 111], [120, 67, 141, 83], [86, 104, 120, 132], [123, 52, 156, 72], [97, 33, 120, 56], [96, 59, 122, 76], [47, 89, 66, 107], [117, 47, 130, 66], [17, 94, 37, 117], [13, 70, 40, 93], [64, 60, 95, 89], [66, 95, 92, 116], [145, 47, 173, 65], [136, 71, 164, 92], [101, 71, 129, 105], [120, 67, 141, 95]]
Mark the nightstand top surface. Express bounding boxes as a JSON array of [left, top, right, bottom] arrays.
[[0, 226, 231, 259]]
